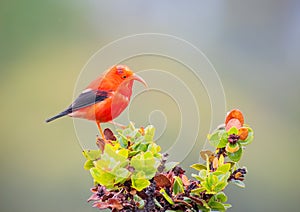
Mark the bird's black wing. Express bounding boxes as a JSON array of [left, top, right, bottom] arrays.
[[45, 89, 109, 123], [70, 89, 109, 112]]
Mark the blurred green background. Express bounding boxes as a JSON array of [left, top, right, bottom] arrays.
[[1, 1, 299, 211]]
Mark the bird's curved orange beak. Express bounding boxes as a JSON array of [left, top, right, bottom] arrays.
[[131, 73, 148, 88]]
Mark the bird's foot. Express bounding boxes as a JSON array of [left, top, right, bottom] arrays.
[[109, 121, 126, 129]]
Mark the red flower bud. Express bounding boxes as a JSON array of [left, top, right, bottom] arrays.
[[225, 118, 242, 131], [225, 109, 244, 126]]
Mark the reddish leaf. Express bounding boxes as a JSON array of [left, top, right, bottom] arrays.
[[238, 127, 249, 140], [181, 174, 190, 186], [200, 150, 214, 162], [104, 128, 117, 141], [130, 189, 137, 195], [93, 201, 109, 209], [107, 198, 123, 210], [87, 193, 99, 202], [139, 127, 145, 136], [96, 136, 106, 152], [90, 187, 98, 193], [174, 199, 193, 208], [154, 174, 172, 187], [212, 157, 219, 169], [234, 172, 243, 179]]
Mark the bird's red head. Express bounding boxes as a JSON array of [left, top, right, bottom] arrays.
[[88, 65, 147, 91], [106, 65, 147, 88], [113, 65, 134, 80]]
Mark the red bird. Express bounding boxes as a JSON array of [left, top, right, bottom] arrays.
[[46, 65, 147, 138]]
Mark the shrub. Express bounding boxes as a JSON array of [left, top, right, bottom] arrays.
[[82, 109, 253, 211]]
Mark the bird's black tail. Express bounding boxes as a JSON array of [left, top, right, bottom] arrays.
[[45, 111, 69, 123]]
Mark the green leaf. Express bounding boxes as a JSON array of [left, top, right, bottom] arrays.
[[228, 126, 238, 135], [121, 127, 134, 137], [90, 167, 115, 187], [113, 168, 130, 184], [173, 176, 184, 195], [82, 150, 101, 160], [128, 128, 141, 139], [134, 136, 145, 144], [95, 146, 129, 171], [130, 152, 157, 179], [214, 181, 228, 192], [206, 191, 217, 195], [205, 153, 210, 171], [131, 172, 150, 191], [200, 199, 211, 209], [183, 197, 192, 203], [144, 125, 155, 142], [164, 162, 179, 172], [94, 156, 110, 170], [224, 203, 232, 209], [208, 200, 226, 211], [191, 187, 206, 194], [90, 167, 102, 182], [117, 132, 129, 146], [216, 163, 231, 174], [227, 162, 236, 170], [216, 192, 228, 203], [218, 154, 225, 166], [118, 148, 129, 158], [104, 144, 128, 163], [231, 179, 245, 188], [147, 143, 161, 154], [133, 195, 145, 209], [132, 142, 148, 152], [202, 174, 218, 193], [194, 169, 207, 181], [139, 143, 149, 152], [154, 199, 163, 209], [228, 145, 243, 162], [83, 160, 94, 170], [218, 172, 230, 182], [239, 127, 254, 146], [208, 174, 218, 187], [197, 206, 210, 212], [153, 153, 162, 159], [128, 150, 140, 157], [190, 163, 207, 171], [208, 130, 221, 148], [218, 132, 229, 148], [191, 173, 203, 181], [160, 188, 174, 205], [117, 135, 129, 148], [212, 171, 225, 177], [131, 142, 141, 151]]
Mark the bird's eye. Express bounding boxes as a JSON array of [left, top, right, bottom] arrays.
[[122, 75, 127, 79]]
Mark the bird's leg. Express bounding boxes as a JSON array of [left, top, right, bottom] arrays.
[[96, 121, 105, 139], [109, 121, 126, 129]]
